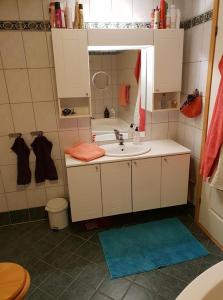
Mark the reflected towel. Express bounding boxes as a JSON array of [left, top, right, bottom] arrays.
[[210, 145, 223, 190], [66, 143, 105, 162], [119, 84, 130, 107]]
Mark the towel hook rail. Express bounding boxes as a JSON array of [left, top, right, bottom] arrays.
[[8, 132, 22, 139], [30, 131, 43, 137]]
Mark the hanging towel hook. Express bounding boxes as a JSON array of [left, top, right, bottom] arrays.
[[30, 131, 43, 137], [8, 132, 22, 139]]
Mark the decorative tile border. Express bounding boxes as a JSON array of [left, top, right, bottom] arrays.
[[181, 10, 213, 30], [0, 10, 213, 32]]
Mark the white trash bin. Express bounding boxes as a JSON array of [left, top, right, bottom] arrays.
[[45, 198, 69, 230]]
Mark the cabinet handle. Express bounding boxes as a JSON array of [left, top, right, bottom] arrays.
[[164, 158, 167, 162], [95, 165, 99, 171], [127, 162, 130, 167], [134, 161, 137, 166], [86, 93, 88, 96]]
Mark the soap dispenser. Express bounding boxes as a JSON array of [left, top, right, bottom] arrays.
[[104, 107, 110, 118], [133, 126, 140, 144]]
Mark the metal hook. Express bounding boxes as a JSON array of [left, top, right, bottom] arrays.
[[8, 132, 22, 139], [30, 131, 43, 137]]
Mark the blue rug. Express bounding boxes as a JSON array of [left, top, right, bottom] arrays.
[[99, 218, 208, 278]]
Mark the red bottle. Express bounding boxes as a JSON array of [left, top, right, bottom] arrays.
[[55, 2, 62, 28], [160, 0, 166, 29]]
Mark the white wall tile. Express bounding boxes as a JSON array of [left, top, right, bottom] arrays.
[[111, 0, 132, 22], [168, 111, 179, 122], [26, 188, 46, 208], [6, 191, 28, 211], [168, 122, 177, 140], [78, 118, 91, 129], [205, 0, 213, 11], [46, 32, 54, 67], [199, 61, 208, 95], [192, 0, 206, 16], [58, 118, 78, 131], [184, 124, 195, 152], [133, 0, 153, 22], [0, 32, 26, 69], [46, 186, 65, 201], [0, 194, 8, 212], [0, 0, 19, 20], [18, 0, 43, 20], [90, 0, 112, 22], [0, 165, 25, 193], [0, 70, 9, 104], [79, 129, 92, 143], [151, 123, 168, 140], [152, 111, 169, 123], [23, 32, 49, 68], [29, 68, 53, 101], [194, 127, 202, 159], [0, 136, 17, 165], [0, 104, 14, 136], [33, 101, 57, 132], [11, 103, 36, 133], [189, 24, 203, 62], [42, 0, 51, 20], [201, 21, 212, 61], [59, 130, 79, 154], [5, 69, 31, 103]]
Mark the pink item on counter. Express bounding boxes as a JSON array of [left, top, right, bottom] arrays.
[[119, 84, 130, 107], [66, 143, 105, 162], [55, 2, 62, 28], [200, 55, 223, 179]]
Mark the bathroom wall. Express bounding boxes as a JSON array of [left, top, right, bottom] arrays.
[[0, 0, 214, 224], [176, 0, 213, 203]]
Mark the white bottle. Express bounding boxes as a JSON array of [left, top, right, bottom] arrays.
[[170, 4, 176, 29], [128, 123, 134, 139], [166, 9, 171, 29], [110, 107, 116, 119], [60, 2, 66, 28], [65, 0, 73, 29], [133, 127, 140, 144], [154, 6, 160, 29], [176, 9, 181, 29]]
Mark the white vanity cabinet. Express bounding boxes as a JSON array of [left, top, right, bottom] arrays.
[[132, 157, 161, 212], [67, 164, 102, 222], [161, 154, 190, 207], [52, 29, 90, 99], [101, 161, 132, 216], [66, 141, 191, 222]]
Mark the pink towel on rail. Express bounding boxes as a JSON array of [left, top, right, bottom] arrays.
[[200, 55, 223, 179], [119, 84, 130, 106], [66, 143, 105, 162]]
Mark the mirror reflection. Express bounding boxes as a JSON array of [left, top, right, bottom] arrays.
[[90, 50, 146, 142]]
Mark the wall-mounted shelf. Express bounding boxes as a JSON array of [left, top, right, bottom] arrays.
[[58, 98, 92, 119]]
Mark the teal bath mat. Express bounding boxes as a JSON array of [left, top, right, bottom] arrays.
[[99, 218, 208, 278]]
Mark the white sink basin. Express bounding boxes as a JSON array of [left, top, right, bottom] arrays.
[[101, 142, 151, 157]]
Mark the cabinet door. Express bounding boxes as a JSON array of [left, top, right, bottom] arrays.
[[101, 161, 132, 216], [132, 158, 161, 212], [52, 29, 90, 98], [161, 154, 190, 207], [67, 164, 102, 222], [153, 29, 184, 93]]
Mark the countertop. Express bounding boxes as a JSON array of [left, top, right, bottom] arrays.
[[65, 139, 191, 168]]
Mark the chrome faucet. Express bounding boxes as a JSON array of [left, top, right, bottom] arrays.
[[114, 129, 124, 146]]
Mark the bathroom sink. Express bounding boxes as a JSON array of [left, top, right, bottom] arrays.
[[101, 142, 151, 157]]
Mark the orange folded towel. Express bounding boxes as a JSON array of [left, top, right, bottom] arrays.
[[66, 143, 105, 162], [119, 84, 130, 107]]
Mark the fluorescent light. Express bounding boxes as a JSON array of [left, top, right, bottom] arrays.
[[88, 45, 152, 51]]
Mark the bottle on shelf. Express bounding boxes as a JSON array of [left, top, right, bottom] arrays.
[[166, 9, 171, 28], [150, 9, 155, 29], [65, 0, 73, 29], [176, 9, 181, 29], [128, 123, 134, 139], [154, 6, 160, 29], [49, 1, 55, 28], [161, 93, 167, 109], [61, 2, 66, 28], [104, 107, 110, 118], [133, 127, 141, 144], [55, 2, 62, 28], [170, 4, 177, 29], [78, 3, 84, 29], [74, 1, 80, 29], [160, 0, 166, 29]]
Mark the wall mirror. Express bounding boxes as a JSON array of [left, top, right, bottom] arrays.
[[89, 50, 146, 142], [92, 71, 111, 90]]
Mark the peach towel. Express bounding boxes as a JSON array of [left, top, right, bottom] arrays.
[[119, 84, 130, 107], [66, 143, 105, 162]]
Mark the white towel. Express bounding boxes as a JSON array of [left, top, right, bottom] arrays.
[[210, 145, 223, 190]]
